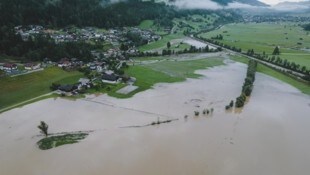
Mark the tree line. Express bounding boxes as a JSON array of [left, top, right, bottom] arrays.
[[198, 35, 309, 78], [198, 36, 242, 53], [235, 60, 257, 108], [134, 45, 220, 57], [0, 28, 98, 62], [226, 60, 257, 109], [162, 45, 220, 56], [245, 47, 310, 78]]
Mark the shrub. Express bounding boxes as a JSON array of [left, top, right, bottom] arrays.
[[194, 111, 200, 116]]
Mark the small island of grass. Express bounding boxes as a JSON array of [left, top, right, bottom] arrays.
[[37, 132, 89, 150]]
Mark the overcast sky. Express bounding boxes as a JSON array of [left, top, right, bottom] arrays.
[[259, 0, 307, 5]]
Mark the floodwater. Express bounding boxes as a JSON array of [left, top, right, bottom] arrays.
[[175, 37, 216, 49], [150, 37, 216, 53], [0, 61, 309, 175]]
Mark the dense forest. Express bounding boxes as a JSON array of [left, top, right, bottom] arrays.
[[0, 28, 98, 62], [0, 0, 178, 28], [0, 0, 241, 28]]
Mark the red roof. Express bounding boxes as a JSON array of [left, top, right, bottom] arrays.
[[3, 63, 17, 68]]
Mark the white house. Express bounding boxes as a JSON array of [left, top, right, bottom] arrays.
[[58, 61, 71, 68], [2, 63, 17, 71], [24, 63, 41, 70]]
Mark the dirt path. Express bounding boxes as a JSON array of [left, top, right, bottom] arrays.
[[0, 91, 55, 114]]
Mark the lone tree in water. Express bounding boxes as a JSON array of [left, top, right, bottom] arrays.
[[38, 121, 48, 137], [272, 46, 280, 55]]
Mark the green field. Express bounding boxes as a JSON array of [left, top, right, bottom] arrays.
[[139, 20, 155, 29], [138, 33, 185, 52], [0, 67, 83, 110], [138, 20, 169, 35], [231, 56, 310, 95], [199, 23, 310, 67], [143, 58, 224, 78], [173, 14, 218, 33], [138, 14, 218, 52], [122, 58, 224, 98]]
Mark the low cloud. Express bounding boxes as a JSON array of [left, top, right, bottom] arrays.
[[270, 1, 310, 11], [226, 2, 258, 9], [172, 0, 222, 10], [170, 0, 258, 10]]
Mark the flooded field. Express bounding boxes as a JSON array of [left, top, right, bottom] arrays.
[[0, 62, 309, 175], [177, 37, 217, 49]]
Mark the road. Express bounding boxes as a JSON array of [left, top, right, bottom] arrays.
[[189, 36, 307, 78]]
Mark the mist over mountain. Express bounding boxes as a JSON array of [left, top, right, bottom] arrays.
[[166, 0, 268, 10], [272, 0, 310, 11]]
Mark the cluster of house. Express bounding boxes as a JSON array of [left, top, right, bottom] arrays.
[[0, 50, 124, 76], [56, 78, 92, 96], [14, 25, 160, 47], [51, 27, 107, 43], [56, 73, 122, 96], [0, 63, 18, 72], [91, 48, 125, 60], [56, 57, 113, 73], [127, 27, 161, 43], [0, 62, 41, 73], [57, 58, 84, 69], [15, 25, 44, 41]]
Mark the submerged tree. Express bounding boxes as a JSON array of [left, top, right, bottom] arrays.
[[229, 100, 234, 108], [38, 121, 49, 137]]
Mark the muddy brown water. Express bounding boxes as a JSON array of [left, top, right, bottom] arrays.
[[0, 62, 309, 175]]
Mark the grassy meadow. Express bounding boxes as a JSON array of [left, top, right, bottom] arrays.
[[231, 56, 310, 95], [138, 33, 185, 52], [0, 67, 83, 110], [138, 14, 217, 52], [173, 14, 219, 33], [122, 57, 224, 98], [138, 20, 169, 35], [199, 23, 310, 68]]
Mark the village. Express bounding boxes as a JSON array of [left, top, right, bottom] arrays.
[[14, 25, 160, 46], [0, 55, 134, 96], [0, 24, 163, 95], [1, 24, 161, 72]]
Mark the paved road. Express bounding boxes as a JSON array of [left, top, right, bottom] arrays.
[[189, 36, 307, 78]]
